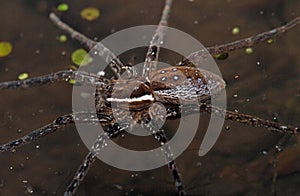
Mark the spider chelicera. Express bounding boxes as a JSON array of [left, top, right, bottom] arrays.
[[1, 0, 299, 195]]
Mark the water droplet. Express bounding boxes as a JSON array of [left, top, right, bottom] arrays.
[[35, 145, 40, 149], [26, 185, 34, 194], [275, 145, 282, 152], [272, 114, 278, 122], [161, 76, 167, 81], [233, 94, 238, 98], [97, 71, 105, 76], [225, 125, 230, 130], [233, 75, 240, 80], [173, 75, 179, 80], [194, 20, 198, 24], [261, 149, 268, 155]]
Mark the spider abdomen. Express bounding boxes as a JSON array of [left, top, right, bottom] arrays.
[[150, 66, 225, 104]]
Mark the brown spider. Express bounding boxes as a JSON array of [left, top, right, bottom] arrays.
[[1, 0, 298, 194]]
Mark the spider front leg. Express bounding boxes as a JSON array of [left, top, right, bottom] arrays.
[[142, 0, 172, 79], [49, 13, 126, 79], [0, 70, 111, 90]]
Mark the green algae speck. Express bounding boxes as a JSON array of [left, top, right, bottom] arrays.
[[0, 41, 13, 57], [267, 38, 274, 44], [59, 35, 68, 43], [80, 7, 100, 21], [231, 27, 240, 35], [69, 79, 76, 85], [71, 49, 93, 66], [214, 53, 229, 60], [245, 47, 254, 54], [18, 73, 29, 80], [57, 3, 69, 12]]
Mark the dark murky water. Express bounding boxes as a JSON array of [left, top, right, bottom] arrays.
[[0, 0, 299, 195]]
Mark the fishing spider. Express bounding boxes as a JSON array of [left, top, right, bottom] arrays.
[[0, 0, 299, 193]]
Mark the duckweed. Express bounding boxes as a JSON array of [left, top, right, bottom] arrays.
[[57, 3, 69, 12], [59, 35, 67, 43], [214, 53, 229, 60], [80, 7, 100, 21], [69, 79, 76, 85], [245, 47, 254, 54], [18, 72, 29, 80], [0, 41, 13, 57], [267, 38, 274, 44], [231, 27, 240, 35], [71, 49, 93, 66]]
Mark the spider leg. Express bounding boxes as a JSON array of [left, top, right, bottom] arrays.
[[142, 0, 173, 79], [64, 122, 126, 196], [183, 16, 300, 65], [166, 103, 299, 134], [0, 112, 112, 152], [141, 106, 185, 195], [49, 13, 125, 78], [0, 114, 72, 152], [0, 70, 110, 90], [150, 129, 185, 196]]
